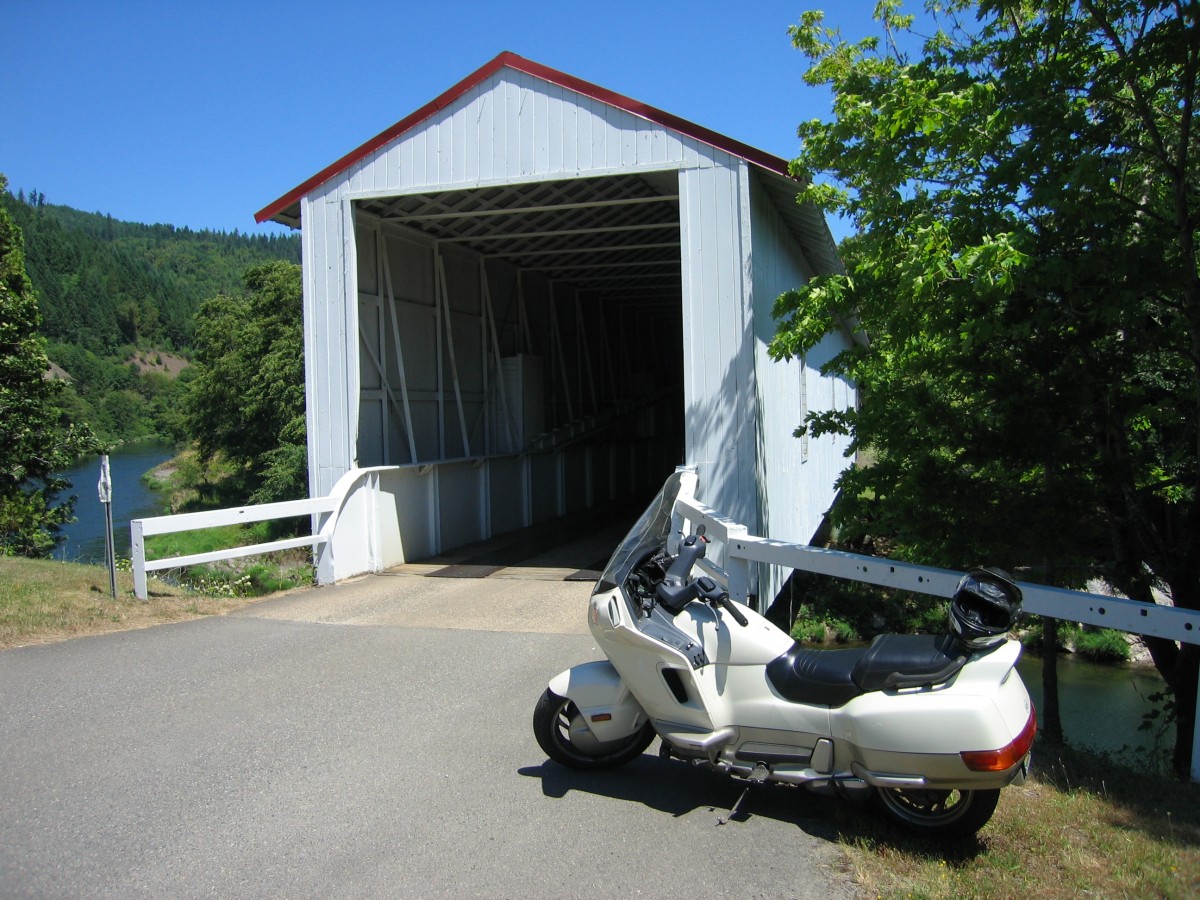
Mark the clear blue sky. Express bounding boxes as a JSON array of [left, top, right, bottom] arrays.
[[2, 0, 889, 238]]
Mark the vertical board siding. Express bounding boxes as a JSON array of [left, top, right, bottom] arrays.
[[308, 70, 710, 495], [749, 171, 855, 601], [678, 155, 759, 533], [336, 71, 700, 195]]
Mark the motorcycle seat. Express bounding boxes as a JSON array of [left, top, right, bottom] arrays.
[[851, 633, 967, 692], [766, 646, 868, 707], [766, 633, 967, 707]]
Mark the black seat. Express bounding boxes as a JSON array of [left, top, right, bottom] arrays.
[[852, 633, 966, 691], [766, 633, 967, 708], [766, 646, 867, 707]]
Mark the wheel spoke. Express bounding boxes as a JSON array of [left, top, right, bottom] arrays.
[[534, 688, 654, 771]]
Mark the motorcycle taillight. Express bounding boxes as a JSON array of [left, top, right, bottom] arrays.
[[960, 707, 1037, 772]]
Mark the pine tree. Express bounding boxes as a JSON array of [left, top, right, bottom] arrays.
[[0, 174, 101, 556]]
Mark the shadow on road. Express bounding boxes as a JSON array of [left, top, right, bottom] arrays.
[[519, 752, 846, 842], [521, 752, 1005, 861]]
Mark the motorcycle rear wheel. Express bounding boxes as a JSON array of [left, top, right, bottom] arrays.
[[533, 688, 655, 770], [873, 786, 1000, 837]]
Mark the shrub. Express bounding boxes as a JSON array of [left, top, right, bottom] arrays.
[[1073, 627, 1130, 663]]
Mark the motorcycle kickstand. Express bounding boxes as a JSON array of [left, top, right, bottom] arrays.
[[717, 763, 769, 825]]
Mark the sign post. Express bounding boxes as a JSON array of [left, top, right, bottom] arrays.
[[98, 455, 116, 600]]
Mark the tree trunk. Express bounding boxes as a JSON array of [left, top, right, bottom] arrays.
[[1040, 617, 1064, 744], [1171, 644, 1199, 778]]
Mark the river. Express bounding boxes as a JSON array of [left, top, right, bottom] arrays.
[[1017, 651, 1172, 758], [54, 440, 175, 564]]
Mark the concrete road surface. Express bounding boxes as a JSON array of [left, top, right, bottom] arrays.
[[0, 573, 858, 898]]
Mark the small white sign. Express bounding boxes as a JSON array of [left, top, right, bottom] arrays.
[[97, 455, 112, 504]]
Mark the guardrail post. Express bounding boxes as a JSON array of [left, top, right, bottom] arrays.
[[725, 532, 752, 607], [1193, 671, 1200, 783], [131, 519, 147, 601]]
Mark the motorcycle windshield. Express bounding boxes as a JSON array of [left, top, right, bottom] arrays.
[[593, 471, 684, 595]]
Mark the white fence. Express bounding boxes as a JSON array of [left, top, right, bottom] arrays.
[[130, 465, 411, 599], [130, 495, 338, 599], [131, 440, 671, 599]]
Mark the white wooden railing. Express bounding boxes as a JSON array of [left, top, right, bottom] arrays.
[[667, 467, 1200, 782], [130, 464, 418, 600], [130, 495, 338, 599]]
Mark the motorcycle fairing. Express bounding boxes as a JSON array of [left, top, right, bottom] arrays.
[[547, 659, 647, 743]]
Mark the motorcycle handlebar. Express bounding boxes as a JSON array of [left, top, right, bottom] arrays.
[[664, 534, 706, 584], [696, 576, 749, 627], [654, 532, 748, 627]]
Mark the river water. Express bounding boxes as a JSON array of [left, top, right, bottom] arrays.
[[1017, 651, 1172, 757], [54, 440, 175, 564]]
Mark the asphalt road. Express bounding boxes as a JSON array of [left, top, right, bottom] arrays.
[[0, 574, 858, 898]]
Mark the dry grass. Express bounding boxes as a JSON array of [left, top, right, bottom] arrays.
[[836, 741, 1200, 898], [0, 556, 264, 650]]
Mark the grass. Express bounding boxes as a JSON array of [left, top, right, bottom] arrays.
[[831, 740, 1200, 898], [0, 555, 267, 650]]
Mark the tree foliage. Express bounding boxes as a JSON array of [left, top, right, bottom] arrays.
[[0, 189, 299, 353], [772, 1, 1199, 772], [0, 174, 101, 556], [186, 261, 307, 505]]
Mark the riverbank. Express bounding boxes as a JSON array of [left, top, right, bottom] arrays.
[[839, 738, 1200, 898]]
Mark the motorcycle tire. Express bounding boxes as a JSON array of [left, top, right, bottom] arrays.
[[872, 786, 1001, 838], [533, 688, 655, 770]]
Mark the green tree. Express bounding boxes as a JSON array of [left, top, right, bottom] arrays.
[[186, 261, 307, 504], [0, 174, 101, 556], [772, 1, 1199, 772]]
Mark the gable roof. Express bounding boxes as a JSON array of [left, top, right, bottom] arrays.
[[255, 51, 793, 226]]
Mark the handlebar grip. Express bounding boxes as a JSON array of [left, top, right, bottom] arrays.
[[720, 595, 749, 627], [664, 535, 706, 584]]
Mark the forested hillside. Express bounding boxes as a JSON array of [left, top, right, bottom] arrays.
[[0, 185, 299, 445], [1, 189, 299, 352]]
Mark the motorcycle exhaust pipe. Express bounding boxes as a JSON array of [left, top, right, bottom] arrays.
[[711, 759, 871, 796]]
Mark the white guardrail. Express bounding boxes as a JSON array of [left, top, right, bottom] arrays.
[[667, 468, 1200, 782], [129, 464, 408, 600], [130, 495, 338, 600]]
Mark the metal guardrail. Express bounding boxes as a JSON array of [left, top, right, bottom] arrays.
[[669, 468, 1200, 781]]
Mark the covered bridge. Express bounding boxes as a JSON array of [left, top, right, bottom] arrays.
[[256, 51, 855, 605]]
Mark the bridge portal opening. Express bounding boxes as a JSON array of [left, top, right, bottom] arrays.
[[351, 172, 685, 566]]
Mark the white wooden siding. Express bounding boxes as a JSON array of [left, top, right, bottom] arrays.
[[749, 170, 856, 599], [303, 69, 741, 497]]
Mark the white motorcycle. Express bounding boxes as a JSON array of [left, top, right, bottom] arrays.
[[533, 472, 1036, 837]]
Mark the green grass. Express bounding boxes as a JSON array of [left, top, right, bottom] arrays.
[[1072, 627, 1132, 663], [143, 515, 314, 597], [834, 741, 1200, 898]]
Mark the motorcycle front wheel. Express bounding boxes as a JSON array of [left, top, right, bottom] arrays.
[[873, 786, 1000, 838], [533, 688, 655, 770]]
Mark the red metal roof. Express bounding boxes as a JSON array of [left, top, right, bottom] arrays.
[[255, 51, 791, 225]]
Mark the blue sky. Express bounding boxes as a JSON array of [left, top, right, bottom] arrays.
[[2, 1, 891, 238]]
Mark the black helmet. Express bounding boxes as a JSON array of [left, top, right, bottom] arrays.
[[949, 568, 1023, 649]]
